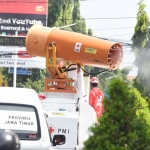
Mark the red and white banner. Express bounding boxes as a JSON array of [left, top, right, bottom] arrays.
[[0, 0, 47, 15], [0, 47, 46, 68], [0, 0, 47, 68], [0, 0, 47, 36]]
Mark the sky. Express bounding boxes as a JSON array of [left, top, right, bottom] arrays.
[[80, 0, 150, 76]]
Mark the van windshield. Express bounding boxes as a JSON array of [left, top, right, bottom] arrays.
[[0, 104, 40, 140]]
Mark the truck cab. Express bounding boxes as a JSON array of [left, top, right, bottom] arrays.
[[0, 87, 54, 150]]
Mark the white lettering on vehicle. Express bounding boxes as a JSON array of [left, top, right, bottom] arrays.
[[58, 128, 69, 134], [0, 110, 37, 131]]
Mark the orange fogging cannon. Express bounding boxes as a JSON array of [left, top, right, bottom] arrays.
[[25, 24, 123, 92]]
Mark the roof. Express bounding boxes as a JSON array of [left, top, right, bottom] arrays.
[[0, 87, 40, 107]]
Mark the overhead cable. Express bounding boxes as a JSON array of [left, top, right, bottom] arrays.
[[106, 33, 134, 38], [92, 27, 134, 30]]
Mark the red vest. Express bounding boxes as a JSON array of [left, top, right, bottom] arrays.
[[89, 87, 104, 118]]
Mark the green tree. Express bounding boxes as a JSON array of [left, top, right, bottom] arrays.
[[48, 0, 89, 34], [83, 65, 126, 91], [120, 66, 133, 83], [0, 67, 45, 93], [132, 0, 150, 97], [0, 68, 29, 87], [48, 0, 73, 29], [88, 28, 93, 36], [17, 69, 45, 93], [18, 78, 44, 93], [121, 66, 133, 76], [84, 78, 150, 150], [71, 0, 87, 34], [83, 66, 109, 90]]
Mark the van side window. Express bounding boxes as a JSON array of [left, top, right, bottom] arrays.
[[0, 104, 41, 140]]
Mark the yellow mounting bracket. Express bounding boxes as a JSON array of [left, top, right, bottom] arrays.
[[46, 43, 67, 79], [44, 43, 76, 93]]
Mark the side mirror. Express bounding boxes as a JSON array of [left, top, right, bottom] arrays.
[[53, 135, 66, 146]]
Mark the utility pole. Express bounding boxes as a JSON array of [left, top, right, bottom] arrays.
[[13, 31, 18, 88]]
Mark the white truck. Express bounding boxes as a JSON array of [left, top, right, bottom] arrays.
[[25, 24, 123, 150], [39, 65, 97, 150]]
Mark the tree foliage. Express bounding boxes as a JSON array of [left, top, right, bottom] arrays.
[[84, 65, 129, 91], [48, 0, 88, 34], [17, 69, 45, 93], [83, 78, 150, 150], [132, 0, 150, 97], [71, 0, 86, 34], [1, 67, 45, 93], [88, 28, 93, 36], [0, 67, 29, 87], [18, 78, 44, 93], [48, 0, 72, 27]]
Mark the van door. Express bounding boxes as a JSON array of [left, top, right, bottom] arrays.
[[46, 111, 78, 149]]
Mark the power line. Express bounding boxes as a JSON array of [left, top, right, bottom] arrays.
[[56, 17, 136, 20], [92, 27, 134, 30], [106, 33, 134, 38], [93, 36, 132, 46], [82, 17, 136, 20]]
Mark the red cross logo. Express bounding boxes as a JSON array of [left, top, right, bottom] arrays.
[[49, 127, 54, 134], [49, 125, 56, 134]]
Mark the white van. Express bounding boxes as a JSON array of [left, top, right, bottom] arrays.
[[0, 87, 54, 150]]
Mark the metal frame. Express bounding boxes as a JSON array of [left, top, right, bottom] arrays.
[[44, 44, 76, 93]]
